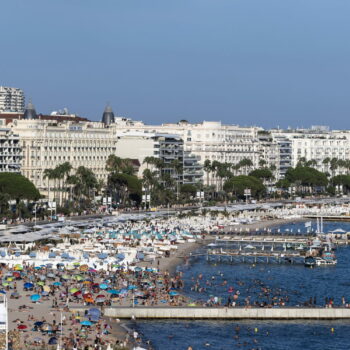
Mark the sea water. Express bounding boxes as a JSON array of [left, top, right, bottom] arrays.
[[135, 221, 350, 349]]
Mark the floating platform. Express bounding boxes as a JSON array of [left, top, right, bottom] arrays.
[[304, 215, 350, 222], [206, 249, 305, 264]]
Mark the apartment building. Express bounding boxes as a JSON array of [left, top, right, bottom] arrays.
[[0, 128, 21, 173], [114, 120, 266, 183], [0, 86, 24, 113], [115, 131, 203, 185], [270, 126, 350, 176]]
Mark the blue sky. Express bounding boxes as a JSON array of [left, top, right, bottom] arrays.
[[1, 0, 350, 128]]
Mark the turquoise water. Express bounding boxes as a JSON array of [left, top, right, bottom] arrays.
[[135, 221, 350, 349]]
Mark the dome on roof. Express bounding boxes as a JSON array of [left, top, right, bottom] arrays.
[[102, 105, 115, 126], [23, 101, 37, 120]]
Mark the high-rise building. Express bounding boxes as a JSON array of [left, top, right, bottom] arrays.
[[0, 86, 24, 113], [115, 131, 203, 185], [0, 128, 22, 173]]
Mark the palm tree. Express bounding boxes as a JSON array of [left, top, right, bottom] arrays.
[[259, 159, 267, 168], [306, 159, 317, 168], [171, 159, 183, 200], [59, 162, 72, 204], [66, 174, 79, 203], [203, 160, 212, 186], [337, 159, 347, 175], [49, 167, 60, 204], [297, 157, 307, 167], [211, 161, 221, 190], [345, 160, 350, 175], [143, 156, 159, 168], [330, 157, 339, 177], [106, 154, 123, 173], [73, 166, 98, 207], [238, 158, 253, 175], [43, 168, 54, 201], [323, 157, 331, 173]]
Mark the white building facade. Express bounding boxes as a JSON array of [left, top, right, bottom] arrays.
[[115, 131, 203, 185], [0, 128, 21, 173], [4, 118, 117, 194], [270, 127, 350, 176], [0, 86, 24, 113], [114, 120, 270, 184]]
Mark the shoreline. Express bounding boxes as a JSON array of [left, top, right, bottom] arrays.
[[125, 216, 307, 348], [163, 217, 307, 275]]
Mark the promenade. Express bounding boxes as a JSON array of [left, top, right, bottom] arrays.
[[101, 306, 350, 320]]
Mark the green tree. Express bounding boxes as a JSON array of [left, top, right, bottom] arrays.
[[0, 173, 40, 217], [259, 159, 267, 167], [223, 175, 265, 199], [106, 155, 135, 175], [305, 159, 317, 168], [180, 184, 197, 201], [285, 166, 328, 193], [249, 168, 274, 182], [331, 175, 350, 193], [275, 179, 291, 189], [237, 158, 254, 175], [330, 158, 339, 177], [203, 159, 212, 186], [70, 166, 98, 209], [43, 168, 54, 201]]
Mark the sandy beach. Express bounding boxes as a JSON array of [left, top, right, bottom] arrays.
[[3, 215, 307, 350]]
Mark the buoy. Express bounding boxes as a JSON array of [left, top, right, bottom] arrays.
[[254, 328, 258, 333], [331, 328, 334, 333]]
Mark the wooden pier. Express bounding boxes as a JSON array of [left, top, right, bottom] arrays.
[[206, 248, 305, 264], [304, 215, 350, 222], [215, 236, 311, 249], [215, 235, 348, 246]]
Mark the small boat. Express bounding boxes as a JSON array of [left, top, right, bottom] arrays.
[[315, 252, 337, 266], [304, 256, 316, 267]]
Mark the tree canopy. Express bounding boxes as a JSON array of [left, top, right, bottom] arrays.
[[249, 168, 274, 181], [331, 175, 350, 193], [285, 166, 328, 187], [0, 173, 40, 202], [223, 175, 265, 198]]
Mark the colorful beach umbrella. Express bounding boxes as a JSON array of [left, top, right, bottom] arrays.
[[30, 294, 41, 301], [24, 282, 34, 289]]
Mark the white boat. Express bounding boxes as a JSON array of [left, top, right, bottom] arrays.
[[315, 256, 337, 266]]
